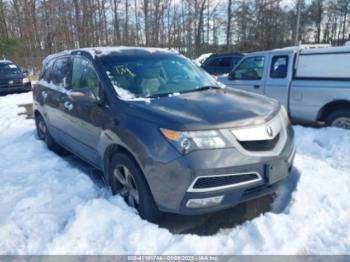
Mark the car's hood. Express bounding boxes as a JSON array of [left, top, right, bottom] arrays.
[[128, 88, 280, 130]]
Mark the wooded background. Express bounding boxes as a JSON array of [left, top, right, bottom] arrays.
[[0, 0, 349, 72]]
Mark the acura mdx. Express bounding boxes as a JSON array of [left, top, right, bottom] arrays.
[[33, 47, 295, 222]]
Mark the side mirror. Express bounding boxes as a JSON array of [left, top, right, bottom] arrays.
[[68, 87, 97, 103], [23, 70, 29, 77]]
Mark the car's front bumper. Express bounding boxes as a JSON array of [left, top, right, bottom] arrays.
[[146, 124, 295, 215]]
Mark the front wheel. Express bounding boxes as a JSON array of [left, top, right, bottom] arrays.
[[325, 110, 350, 130], [109, 152, 162, 223]]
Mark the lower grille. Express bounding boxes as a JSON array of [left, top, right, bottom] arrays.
[[239, 134, 280, 151], [192, 173, 260, 190]]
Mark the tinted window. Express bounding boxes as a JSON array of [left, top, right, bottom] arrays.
[[205, 57, 232, 67], [72, 58, 101, 98], [232, 56, 265, 80], [232, 57, 243, 67], [102, 55, 217, 98], [270, 56, 288, 79], [217, 57, 232, 67], [205, 58, 220, 67], [40, 60, 54, 82], [50, 57, 71, 88]]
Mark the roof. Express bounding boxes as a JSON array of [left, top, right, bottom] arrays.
[[0, 60, 13, 64], [246, 45, 350, 56], [43, 46, 179, 64], [209, 52, 245, 57]]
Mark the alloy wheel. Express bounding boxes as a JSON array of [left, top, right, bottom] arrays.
[[37, 117, 47, 139], [113, 165, 140, 208]]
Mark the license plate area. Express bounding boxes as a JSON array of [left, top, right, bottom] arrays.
[[267, 160, 289, 184]]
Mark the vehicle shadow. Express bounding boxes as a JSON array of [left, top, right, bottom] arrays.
[[20, 104, 300, 236]]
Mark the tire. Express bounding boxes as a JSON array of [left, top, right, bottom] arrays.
[[325, 109, 350, 130], [35, 113, 66, 153], [109, 152, 162, 222]]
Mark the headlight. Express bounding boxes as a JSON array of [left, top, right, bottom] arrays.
[[160, 128, 227, 154], [22, 78, 30, 84]]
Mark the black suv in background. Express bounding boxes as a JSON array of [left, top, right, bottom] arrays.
[[201, 53, 245, 76], [33, 47, 295, 222], [0, 60, 31, 95]]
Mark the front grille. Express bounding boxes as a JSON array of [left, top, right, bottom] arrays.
[[239, 134, 280, 151], [192, 173, 260, 189], [0, 80, 23, 89]]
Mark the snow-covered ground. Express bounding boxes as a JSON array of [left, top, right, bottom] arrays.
[[0, 92, 349, 255]]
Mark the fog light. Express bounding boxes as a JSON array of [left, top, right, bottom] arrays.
[[186, 195, 224, 209]]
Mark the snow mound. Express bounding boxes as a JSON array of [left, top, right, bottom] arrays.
[[0, 92, 349, 254]]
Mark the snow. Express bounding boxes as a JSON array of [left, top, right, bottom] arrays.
[[193, 53, 212, 66], [1, 92, 350, 255], [168, 92, 181, 97], [89, 46, 178, 58], [112, 85, 152, 103]]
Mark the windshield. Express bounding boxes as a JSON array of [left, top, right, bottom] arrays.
[[0, 63, 21, 76], [101, 55, 218, 98]]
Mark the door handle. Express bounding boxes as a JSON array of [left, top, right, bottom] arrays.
[[253, 85, 260, 89], [64, 101, 74, 111]]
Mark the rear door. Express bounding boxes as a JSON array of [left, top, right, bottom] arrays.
[[264, 53, 292, 109], [225, 55, 266, 94], [37, 57, 72, 141]]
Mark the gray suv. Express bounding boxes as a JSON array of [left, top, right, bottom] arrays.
[[33, 47, 295, 222]]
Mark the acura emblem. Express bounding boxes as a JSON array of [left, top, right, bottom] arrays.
[[266, 126, 273, 137], [8, 80, 14, 85]]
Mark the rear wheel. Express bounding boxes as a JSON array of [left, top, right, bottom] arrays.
[[109, 152, 162, 222], [325, 110, 350, 130], [35, 113, 66, 153]]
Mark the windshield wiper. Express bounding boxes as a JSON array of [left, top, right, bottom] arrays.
[[145, 85, 222, 98], [178, 85, 222, 94]]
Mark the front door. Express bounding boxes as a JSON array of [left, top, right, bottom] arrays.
[[264, 54, 291, 109], [225, 56, 266, 95], [60, 57, 108, 168]]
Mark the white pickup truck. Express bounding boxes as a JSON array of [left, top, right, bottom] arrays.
[[218, 45, 350, 129]]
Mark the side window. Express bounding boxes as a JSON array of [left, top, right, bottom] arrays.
[[51, 57, 71, 88], [232, 57, 243, 68], [41, 59, 55, 82], [72, 58, 101, 99], [270, 56, 289, 79], [205, 58, 220, 67], [217, 57, 232, 67], [231, 56, 265, 80]]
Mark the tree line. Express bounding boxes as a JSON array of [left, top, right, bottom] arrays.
[[0, 0, 349, 72]]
